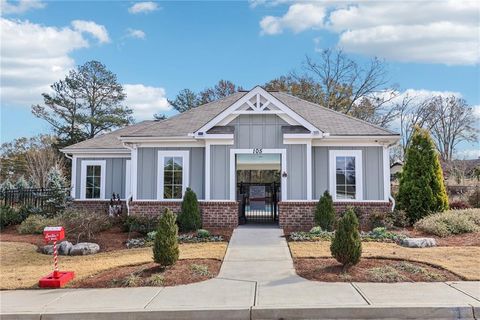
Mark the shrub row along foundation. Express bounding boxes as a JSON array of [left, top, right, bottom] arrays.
[[71, 200, 239, 229], [279, 201, 392, 231]]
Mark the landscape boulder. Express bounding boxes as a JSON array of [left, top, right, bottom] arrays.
[[400, 237, 436, 248], [69, 242, 100, 255], [58, 241, 73, 255], [42, 245, 54, 255]]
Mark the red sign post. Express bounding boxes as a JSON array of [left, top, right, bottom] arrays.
[[39, 227, 75, 288]]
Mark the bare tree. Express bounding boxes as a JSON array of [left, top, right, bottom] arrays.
[[199, 80, 243, 104], [304, 49, 390, 114], [25, 147, 66, 188], [428, 95, 478, 161], [397, 94, 435, 155]]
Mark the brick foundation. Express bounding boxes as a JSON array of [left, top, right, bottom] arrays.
[[129, 200, 239, 229], [70, 200, 126, 214], [279, 201, 392, 231]]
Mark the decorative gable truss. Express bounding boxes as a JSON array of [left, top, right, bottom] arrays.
[[193, 86, 323, 138]]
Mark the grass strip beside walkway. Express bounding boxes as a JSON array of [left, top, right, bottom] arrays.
[[289, 241, 480, 280], [0, 241, 227, 289]]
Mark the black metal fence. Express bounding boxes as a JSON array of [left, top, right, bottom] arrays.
[[1, 188, 69, 211], [238, 182, 280, 224]]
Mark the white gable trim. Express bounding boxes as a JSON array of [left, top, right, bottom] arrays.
[[193, 86, 322, 136]]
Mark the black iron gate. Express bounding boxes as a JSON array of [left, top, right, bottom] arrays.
[[238, 182, 279, 224]]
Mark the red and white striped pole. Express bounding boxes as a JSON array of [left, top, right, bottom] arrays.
[[53, 240, 59, 278]]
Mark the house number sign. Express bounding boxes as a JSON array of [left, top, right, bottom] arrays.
[[253, 148, 263, 154]]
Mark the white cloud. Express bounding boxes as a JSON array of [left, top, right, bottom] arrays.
[[0, 18, 109, 107], [71, 20, 110, 44], [257, 0, 480, 65], [455, 148, 480, 160], [123, 84, 171, 120], [260, 3, 325, 35], [1, 0, 45, 14], [128, 1, 158, 14], [126, 28, 146, 39]]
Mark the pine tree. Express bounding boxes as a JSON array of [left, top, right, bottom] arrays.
[[45, 166, 70, 216], [153, 209, 179, 267], [314, 190, 336, 231], [177, 188, 201, 231], [0, 179, 14, 191], [15, 175, 29, 189], [397, 127, 449, 223], [330, 208, 362, 270]]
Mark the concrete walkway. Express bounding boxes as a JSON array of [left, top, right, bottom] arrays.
[[1, 225, 479, 319]]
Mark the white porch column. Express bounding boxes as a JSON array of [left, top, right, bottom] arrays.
[[306, 140, 313, 200], [383, 146, 391, 201], [205, 142, 211, 200], [70, 156, 77, 198], [131, 145, 138, 200]]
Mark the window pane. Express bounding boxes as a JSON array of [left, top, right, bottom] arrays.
[[173, 171, 182, 184], [346, 185, 356, 199], [345, 170, 356, 184], [164, 171, 173, 185], [87, 166, 94, 176], [94, 165, 101, 176], [345, 157, 355, 170], [93, 176, 101, 188], [173, 157, 183, 171], [164, 157, 174, 170], [164, 185, 173, 199], [336, 157, 345, 171], [173, 186, 182, 199], [86, 188, 93, 199], [336, 172, 346, 184], [93, 187, 100, 198], [86, 176, 94, 188]]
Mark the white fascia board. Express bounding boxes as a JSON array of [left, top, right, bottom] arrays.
[[136, 141, 205, 148], [119, 136, 197, 142], [66, 153, 131, 158], [195, 134, 234, 140], [194, 86, 322, 135], [60, 148, 129, 154], [313, 136, 399, 147]]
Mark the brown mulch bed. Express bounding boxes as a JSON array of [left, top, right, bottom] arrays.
[[71, 259, 221, 288], [393, 228, 480, 246], [294, 257, 461, 282], [0, 226, 233, 252], [0, 225, 139, 252]]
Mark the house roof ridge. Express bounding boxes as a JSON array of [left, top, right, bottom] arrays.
[[273, 91, 399, 136]]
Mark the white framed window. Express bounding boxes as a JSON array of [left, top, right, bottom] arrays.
[[80, 160, 106, 199], [329, 150, 363, 201], [157, 151, 189, 200]]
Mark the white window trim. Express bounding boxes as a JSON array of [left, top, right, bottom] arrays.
[[329, 150, 363, 201], [157, 151, 190, 201], [80, 160, 106, 200]]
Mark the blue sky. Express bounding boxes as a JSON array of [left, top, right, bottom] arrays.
[[1, 0, 479, 157]]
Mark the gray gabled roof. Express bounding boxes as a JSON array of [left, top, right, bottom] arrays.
[[62, 89, 398, 151], [271, 92, 398, 136]]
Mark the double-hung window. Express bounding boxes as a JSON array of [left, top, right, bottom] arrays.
[[157, 151, 189, 200], [80, 160, 106, 199], [329, 150, 363, 201]]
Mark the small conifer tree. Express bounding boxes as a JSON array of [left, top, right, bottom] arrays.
[[397, 127, 449, 223], [177, 187, 201, 231], [15, 175, 29, 189], [45, 166, 70, 216], [153, 209, 179, 267], [0, 179, 14, 191], [314, 190, 336, 231], [330, 208, 362, 270]]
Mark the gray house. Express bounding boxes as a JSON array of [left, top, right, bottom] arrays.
[[61, 86, 400, 230]]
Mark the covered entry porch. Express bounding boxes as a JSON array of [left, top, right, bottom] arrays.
[[234, 150, 285, 224]]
